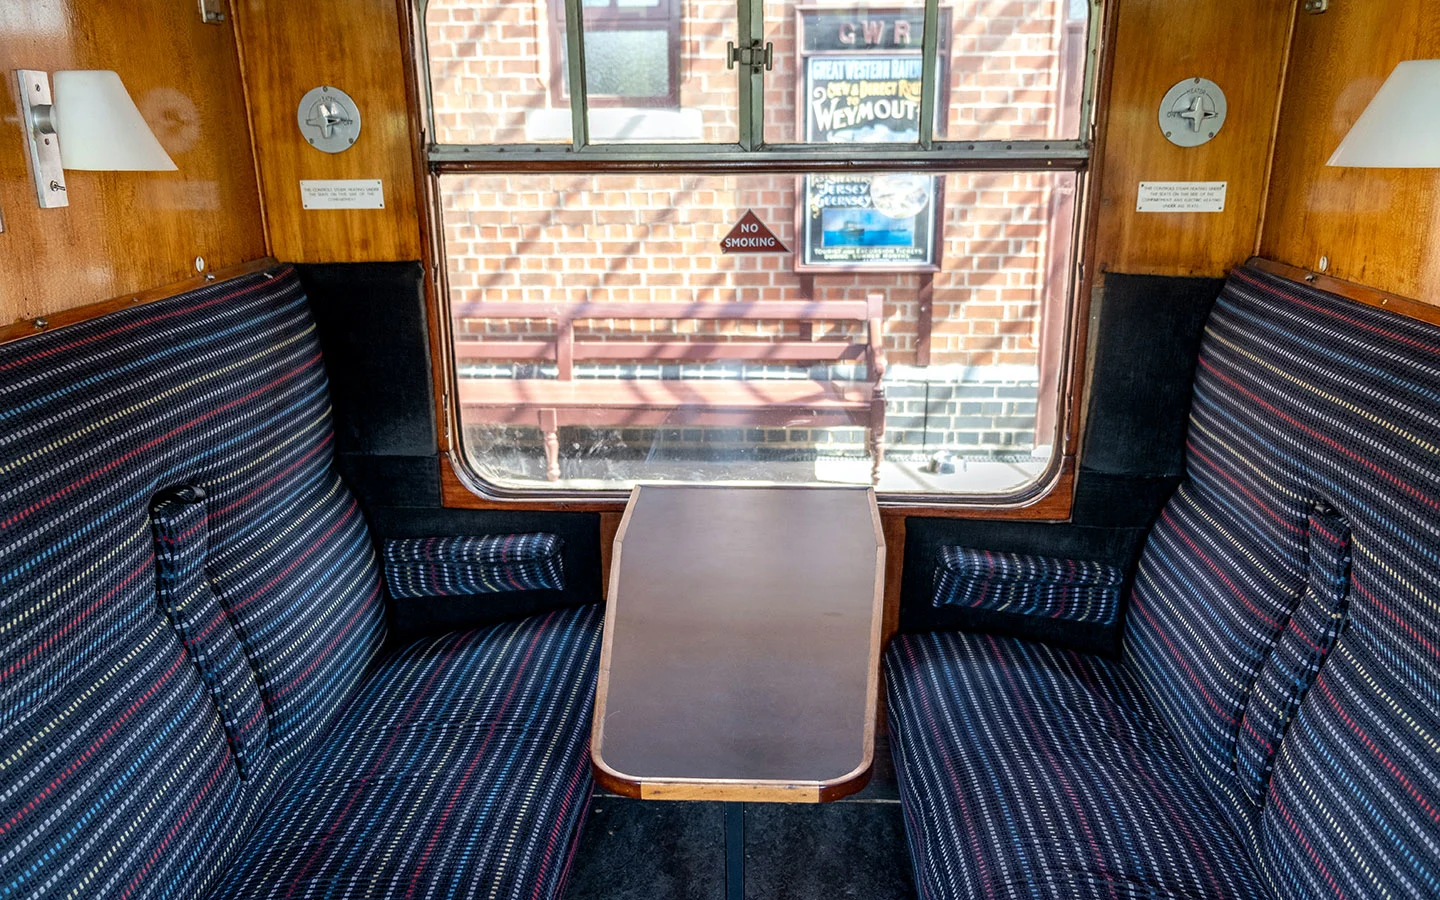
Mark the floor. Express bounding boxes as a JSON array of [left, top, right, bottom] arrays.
[[564, 738, 916, 900]]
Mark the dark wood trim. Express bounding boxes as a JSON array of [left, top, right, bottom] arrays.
[[1247, 257, 1440, 327], [398, 0, 457, 458], [915, 272, 934, 367], [441, 451, 1075, 521], [0, 257, 281, 346], [1251, 2, 1300, 260], [1065, 0, 1119, 460]]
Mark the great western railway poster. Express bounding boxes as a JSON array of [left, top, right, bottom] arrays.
[[794, 6, 951, 272]]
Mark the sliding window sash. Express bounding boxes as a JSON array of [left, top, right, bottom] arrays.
[[422, 0, 1098, 170], [562, 0, 590, 149]]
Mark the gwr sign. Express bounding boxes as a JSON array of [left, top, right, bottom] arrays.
[[799, 8, 949, 55], [720, 210, 790, 254], [836, 18, 914, 46]]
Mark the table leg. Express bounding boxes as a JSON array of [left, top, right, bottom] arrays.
[[724, 801, 744, 900]]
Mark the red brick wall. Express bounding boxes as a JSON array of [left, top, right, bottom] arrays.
[[428, 0, 1081, 369]]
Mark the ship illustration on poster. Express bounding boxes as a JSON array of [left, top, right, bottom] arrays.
[[802, 174, 937, 267]]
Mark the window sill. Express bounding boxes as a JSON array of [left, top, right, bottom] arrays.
[[437, 454, 1076, 521]]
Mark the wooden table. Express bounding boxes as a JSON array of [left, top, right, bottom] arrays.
[[591, 485, 885, 899]]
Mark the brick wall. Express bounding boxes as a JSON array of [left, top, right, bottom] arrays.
[[426, 0, 1084, 476]]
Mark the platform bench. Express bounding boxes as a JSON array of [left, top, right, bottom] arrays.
[[452, 295, 888, 483]]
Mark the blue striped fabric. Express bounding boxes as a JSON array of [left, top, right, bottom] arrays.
[[213, 604, 601, 900], [151, 486, 270, 782], [888, 266, 1440, 900], [1235, 507, 1350, 809], [383, 533, 565, 598], [1129, 265, 1440, 899], [932, 546, 1123, 625], [0, 268, 386, 900], [887, 630, 1265, 899]]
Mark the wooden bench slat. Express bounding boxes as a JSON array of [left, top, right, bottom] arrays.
[[458, 377, 871, 409], [451, 300, 874, 321], [450, 292, 887, 483], [454, 339, 867, 362]]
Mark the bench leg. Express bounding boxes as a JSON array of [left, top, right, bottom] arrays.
[[868, 427, 885, 487], [868, 394, 887, 487], [539, 410, 561, 482]]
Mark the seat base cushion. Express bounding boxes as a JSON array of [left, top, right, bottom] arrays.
[[886, 631, 1268, 900], [212, 604, 602, 899]]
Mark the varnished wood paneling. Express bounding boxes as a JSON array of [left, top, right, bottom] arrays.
[[0, 257, 278, 345], [232, 0, 421, 263], [598, 509, 622, 595], [0, 1, 266, 323], [1093, 0, 1293, 277], [1260, 3, 1440, 305], [1249, 257, 1440, 327]]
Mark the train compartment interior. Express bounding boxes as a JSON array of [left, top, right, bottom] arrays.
[[2, 1, 1439, 899]]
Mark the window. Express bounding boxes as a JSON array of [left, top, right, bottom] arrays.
[[552, 0, 683, 108], [421, 0, 1098, 502]]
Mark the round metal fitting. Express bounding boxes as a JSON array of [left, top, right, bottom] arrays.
[[1159, 77, 1227, 147], [297, 85, 361, 154]]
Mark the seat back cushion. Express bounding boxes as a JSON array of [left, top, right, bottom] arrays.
[[0, 268, 386, 899], [1125, 265, 1440, 900]]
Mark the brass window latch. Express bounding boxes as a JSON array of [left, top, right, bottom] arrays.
[[726, 40, 774, 72]]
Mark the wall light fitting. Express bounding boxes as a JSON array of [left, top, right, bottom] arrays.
[[14, 69, 177, 209], [1328, 60, 1440, 168]]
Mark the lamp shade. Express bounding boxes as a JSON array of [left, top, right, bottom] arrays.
[[1328, 60, 1440, 168], [51, 70, 177, 171]]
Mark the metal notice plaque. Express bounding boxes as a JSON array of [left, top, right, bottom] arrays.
[[300, 179, 385, 210], [1136, 181, 1227, 213]]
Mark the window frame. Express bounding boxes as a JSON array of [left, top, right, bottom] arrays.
[[414, 0, 1108, 512]]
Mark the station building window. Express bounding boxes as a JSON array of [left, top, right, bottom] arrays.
[[421, 0, 1097, 501], [552, 0, 683, 108]]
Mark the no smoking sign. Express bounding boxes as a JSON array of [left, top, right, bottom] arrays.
[[720, 210, 790, 254]]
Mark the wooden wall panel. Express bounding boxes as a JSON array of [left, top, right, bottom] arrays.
[[0, 1, 266, 324], [1093, 0, 1292, 277], [1260, 3, 1440, 305], [232, 0, 422, 263]]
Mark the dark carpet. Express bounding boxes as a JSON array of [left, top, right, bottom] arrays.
[[563, 739, 914, 899]]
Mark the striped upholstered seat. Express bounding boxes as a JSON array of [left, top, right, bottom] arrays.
[[931, 546, 1124, 625], [212, 605, 600, 899], [0, 269, 599, 900], [887, 630, 1265, 899], [887, 265, 1440, 899], [383, 533, 566, 597]]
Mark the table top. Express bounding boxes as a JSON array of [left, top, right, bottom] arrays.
[[591, 484, 885, 803]]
